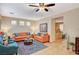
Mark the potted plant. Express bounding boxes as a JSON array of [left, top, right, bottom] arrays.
[[69, 42, 75, 51]]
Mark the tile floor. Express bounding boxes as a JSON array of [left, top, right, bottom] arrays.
[[32, 39, 75, 55]]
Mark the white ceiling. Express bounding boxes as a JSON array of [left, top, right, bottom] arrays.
[[0, 3, 79, 20]]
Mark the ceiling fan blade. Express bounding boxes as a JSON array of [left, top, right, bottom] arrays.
[[29, 5, 38, 7], [36, 9, 39, 12], [44, 8, 48, 12], [45, 3, 55, 7]]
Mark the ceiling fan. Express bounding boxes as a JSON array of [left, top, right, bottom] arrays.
[[29, 3, 55, 12]]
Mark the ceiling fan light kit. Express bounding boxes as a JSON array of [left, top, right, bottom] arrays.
[[29, 3, 55, 12]]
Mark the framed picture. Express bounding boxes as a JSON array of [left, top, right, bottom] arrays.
[[40, 23, 48, 32]]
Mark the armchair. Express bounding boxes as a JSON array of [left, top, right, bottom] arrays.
[[34, 33, 50, 43], [0, 38, 18, 55]]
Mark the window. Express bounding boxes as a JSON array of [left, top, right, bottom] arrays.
[[19, 21, 24, 26], [26, 21, 31, 26], [11, 20, 17, 25]]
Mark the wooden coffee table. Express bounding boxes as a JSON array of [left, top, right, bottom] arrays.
[[24, 38, 33, 45]]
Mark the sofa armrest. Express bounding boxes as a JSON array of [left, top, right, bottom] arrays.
[[0, 42, 18, 48], [8, 42, 18, 47], [0, 41, 18, 55]]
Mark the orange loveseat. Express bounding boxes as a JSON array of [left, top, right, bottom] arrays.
[[34, 33, 49, 43], [13, 32, 33, 42]]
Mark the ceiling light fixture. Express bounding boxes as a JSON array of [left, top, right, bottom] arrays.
[[29, 3, 55, 12]]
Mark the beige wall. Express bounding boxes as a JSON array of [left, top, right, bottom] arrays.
[[35, 16, 63, 42], [51, 8, 79, 43], [52, 17, 63, 41], [35, 17, 53, 42], [0, 7, 79, 43], [63, 8, 79, 43], [36, 7, 79, 43], [0, 16, 36, 34], [0, 16, 1, 29], [0, 16, 1, 19], [50, 8, 79, 43], [51, 19, 55, 41]]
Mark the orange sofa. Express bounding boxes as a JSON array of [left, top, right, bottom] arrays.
[[13, 32, 33, 42], [34, 33, 50, 43]]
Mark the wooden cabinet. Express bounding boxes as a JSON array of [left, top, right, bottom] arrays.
[[75, 37, 79, 54]]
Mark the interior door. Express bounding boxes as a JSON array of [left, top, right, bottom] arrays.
[[55, 23, 62, 41]]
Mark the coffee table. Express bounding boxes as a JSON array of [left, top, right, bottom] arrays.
[[24, 38, 33, 45]]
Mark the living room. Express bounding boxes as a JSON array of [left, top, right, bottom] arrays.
[[0, 3, 79, 55]]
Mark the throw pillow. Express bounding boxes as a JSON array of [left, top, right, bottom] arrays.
[[3, 40, 8, 46], [3, 34, 8, 46], [27, 32, 30, 35], [37, 33, 41, 36], [13, 33, 18, 37]]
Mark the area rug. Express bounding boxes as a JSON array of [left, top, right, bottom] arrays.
[[17, 40, 47, 55]]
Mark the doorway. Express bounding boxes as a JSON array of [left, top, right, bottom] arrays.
[[55, 22, 63, 42]]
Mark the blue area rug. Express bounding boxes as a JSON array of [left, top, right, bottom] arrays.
[[17, 40, 47, 55]]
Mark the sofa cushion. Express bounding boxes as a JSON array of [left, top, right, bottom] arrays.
[[15, 36, 27, 39], [18, 32, 26, 36], [19, 33, 26, 36]]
